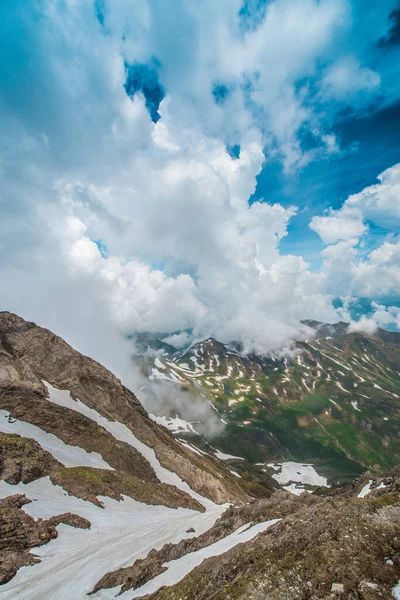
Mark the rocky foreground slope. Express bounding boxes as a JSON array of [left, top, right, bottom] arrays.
[[0, 312, 399, 599]]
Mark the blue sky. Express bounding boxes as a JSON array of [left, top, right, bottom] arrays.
[[254, 99, 400, 266], [0, 0, 400, 363]]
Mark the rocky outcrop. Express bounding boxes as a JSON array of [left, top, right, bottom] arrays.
[[51, 466, 204, 511], [0, 312, 248, 505], [0, 494, 90, 585], [0, 432, 61, 484], [130, 473, 400, 600]]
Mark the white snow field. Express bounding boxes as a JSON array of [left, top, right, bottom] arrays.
[[393, 580, 400, 599], [0, 477, 225, 600], [0, 409, 112, 470], [266, 461, 328, 494]]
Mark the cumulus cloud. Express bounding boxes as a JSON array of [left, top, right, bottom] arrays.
[[310, 207, 367, 244], [0, 0, 399, 400], [345, 163, 400, 225], [347, 302, 400, 336], [348, 316, 378, 336], [311, 163, 400, 301]]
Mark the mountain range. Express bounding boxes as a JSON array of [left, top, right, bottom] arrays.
[[136, 321, 400, 490]]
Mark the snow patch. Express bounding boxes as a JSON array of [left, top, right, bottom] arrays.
[[358, 480, 373, 498], [149, 415, 199, 435], [213, 449, 244, 461], [268, 462, 328, 490], [336, 381, 350, 394]]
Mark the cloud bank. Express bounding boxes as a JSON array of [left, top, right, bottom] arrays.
[[0, 0, 399, 384]]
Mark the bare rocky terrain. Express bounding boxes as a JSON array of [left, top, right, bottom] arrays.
[[137, 470, 400, 600]]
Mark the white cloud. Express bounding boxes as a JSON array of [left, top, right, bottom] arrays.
[[348, 316, 378, 336], [346, 163, 400, 225], [321, 57, 381, 101], [311, 163, 400, 246], [162, 332, 193, 349], [311, 162, 400, 300], [310, 207, 367, 244], [348, 302, 400, 336]]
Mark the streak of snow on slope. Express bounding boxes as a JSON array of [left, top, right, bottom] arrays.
[[0, 478, 224, 600], [124, 519, 281, 599], [0, 410, 112, 470], [351, 401, 361, 412], [319, 353, 351, 371], [336, 381, 350, 393], [229, 470, 242, 478], [44, 382, 216, 509], [178, 441, 205, 457], [149, 368, 177, 382], [213, 449, 244, 461]]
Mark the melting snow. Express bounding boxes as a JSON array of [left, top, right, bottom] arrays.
[[336, 382, 350, 394], [358, 480, 373, 498], [149, 368, 181, 383], [229, 470, 242, 479], [43, 383, 213, 509], [392, 581, 400, 599], [178, 441, 205, 457], [268, 462, 328, 490], [0, 478, 224, 600], [282, 483, 311, 496], [149, 415, 198, 435], [351, 401, 361, 412], [213, 449, 244, 461]]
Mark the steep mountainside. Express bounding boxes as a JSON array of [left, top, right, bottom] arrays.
[[0, 312, 249, 596], [139, 323, 400, 484]]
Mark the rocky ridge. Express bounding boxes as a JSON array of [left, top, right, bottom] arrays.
[[0, 311, 248, 505]]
